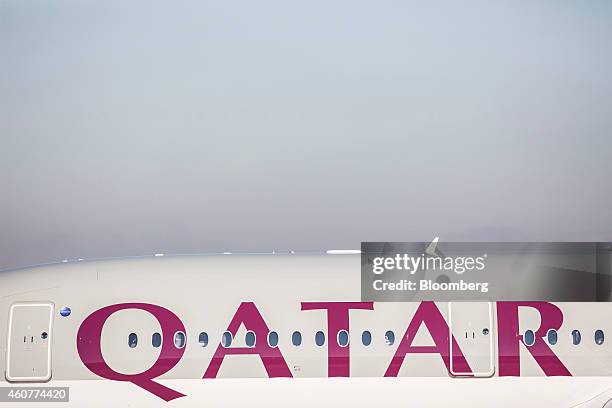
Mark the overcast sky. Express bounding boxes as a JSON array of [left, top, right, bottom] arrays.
[[1, 1, 611, 271]]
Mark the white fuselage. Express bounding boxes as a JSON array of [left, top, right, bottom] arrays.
[[2, 255, 612, 407]]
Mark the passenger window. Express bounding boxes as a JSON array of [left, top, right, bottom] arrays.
[[571, 330, 581, 345], [315, 331, 325, 346], [524, 330, 535, 346], [268, 331, 279, 347], [246, 331, 256, 347], [292, 331, 302, 346], [221, 331, 233, 348], [338, 330, 349, 347], [595, 330, 605, 345], [174, 331, 186, 349], [198, 332, 208, 347], [128, 333, 138, 348], [152, 332, 161, 348], [385, 330, 395, 346], [547, 329, 558, 345], [362, 330, 372, 346]]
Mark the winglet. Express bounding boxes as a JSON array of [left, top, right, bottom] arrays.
[[425, 237, 440, 256]]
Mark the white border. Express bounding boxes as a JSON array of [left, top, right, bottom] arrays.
[[448, 302, 495, 377], [6, 302, 54, 382], [246, 330, 256, 348], [546, 328, 558, 345], [524, 329, 536, 346], [337, 329, 350, 347], [221, 331, 233, 348], [174, 331, 186, 349], [267, 331, 278, 348]]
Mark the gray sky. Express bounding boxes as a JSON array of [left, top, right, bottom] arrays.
[[1, 1, 611, 271]]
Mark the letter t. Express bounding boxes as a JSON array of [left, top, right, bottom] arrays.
[[301, 302, 374, 377]]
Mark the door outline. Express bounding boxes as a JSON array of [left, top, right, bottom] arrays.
[[448, 302, 495, 377], [6, 302, 54, 382]]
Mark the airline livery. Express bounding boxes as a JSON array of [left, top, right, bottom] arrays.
[[2, 254, 612, 407]]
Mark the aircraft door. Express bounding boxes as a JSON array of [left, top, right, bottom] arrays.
[[5, 302, 54, 382], [448, 302, 495, 377]]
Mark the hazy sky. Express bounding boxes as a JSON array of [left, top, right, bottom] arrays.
[[1, 1, 611, 270]]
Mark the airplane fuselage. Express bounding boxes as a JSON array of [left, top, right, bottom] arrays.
[[2, 255, 612, 407]]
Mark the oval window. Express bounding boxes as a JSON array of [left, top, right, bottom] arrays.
[[268, 331, 279, 347], [221, 331, 233, 348], [524, 330, 535, 346], [595, 330, 605, 345], [128, 333, 138, 348], [385, 330, 395, 346], [198, 332, 208, 347], [547, 329, 558, 345], [315, 331, 325, 346], [338, 330, 349, 347], [362, 330, 372, 346], [246, 331, 256, 347], [174, 331, 186, 349], [152, 332, 161, 348], [292, 331, 302, 346], [571, 330, 581, 345]]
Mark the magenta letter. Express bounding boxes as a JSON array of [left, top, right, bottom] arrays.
[[385, 301, 471, 376], [497, 302, 571, 376], [301, 302, 374, 377], [203, 302, 292, 378], [77, 303, 186, 401]]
